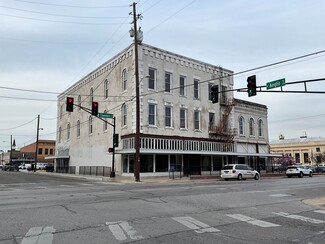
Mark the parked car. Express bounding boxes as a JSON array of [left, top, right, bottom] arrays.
[[315, 166, 325, 173], [36, 163, 47, 170], [0, 165, 3, 170], [304, 165, 315, 172], [221, 164, 260, 181], [25, 163, 32, 171], [3, 163, 20, 171], [286, 165, 312, 178]]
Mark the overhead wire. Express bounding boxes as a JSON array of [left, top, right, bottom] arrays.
[[0, 117, 37, 131]]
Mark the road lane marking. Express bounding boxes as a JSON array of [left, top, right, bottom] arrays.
[[106, 221, 143, 241], [274, 212, 325, 224], [172, 216, 220, 233], [314, 210, 325, 215], [227, 214, 280, 227], [269, 194, 291, 197], [21, 226, 55, 244]]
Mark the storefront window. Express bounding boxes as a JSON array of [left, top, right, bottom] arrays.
[[201, 156, 211, 171], [213, 156, 223, 171], [129, 155, 134, 173], [156, 155, 168, 172], [140, 155, 154, 172], [123, 156, 128, 173]]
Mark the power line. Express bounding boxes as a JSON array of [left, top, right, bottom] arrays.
[[8, 0, 129, 9], [0, 5, 129, 19], [0, 117, 37, 131], [0, 13, 128, 25], [269, 113, 325, 123], [0, 36, 107, 45]]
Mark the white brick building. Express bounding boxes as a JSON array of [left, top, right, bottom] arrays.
[[56, 43, 273, 177]]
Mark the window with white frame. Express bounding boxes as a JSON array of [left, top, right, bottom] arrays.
[[148, 104, 156, 126], [122, 69, 127, 91], [122, 104, 127, 126], [258, 119, 263, 137], [77, 120, 80, 138], [209, 113, 215, 130], [180, 108, 187, 129], [90, 88, 93, 105], [104, 79, 108, 99], [103, 110, 108, 131], [249, 118, 255, 136], [194, 110, 200, 130], [179, 76, 186, 96], [194, 79, 200, 99], [165, 106, 172, 127], [78, 95, 81, 111], [165, 72, 172, 93], [148, 68, 156, 90], [239, 116, 245, 135], [89, 116, 93, 135], [67, 123, 70, 140]]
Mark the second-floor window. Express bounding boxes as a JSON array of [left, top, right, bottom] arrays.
[[165, 72, 172, 93], [148, 104, 156, 126], [258, 119, 263, 137], [77, 120, 80, 138], [45, 148, 49, 155], [209, 113, 215, 130], [194, 79, 199, 99], [165, 106, 172, 127], [249, 118, 255, 136], [180, 108, 187, 129], [122, 104, 127, 126], [194, 111, 200, 130], [122, 69, 127, 91], [104, 79, 109, 99], [148, 68, 156, 90], [89, 116, 93, 135], [67, 123, 70, 140], [38, 148, 43, 155], [78, 95, 81, 111], [179, 76, 186, 96]]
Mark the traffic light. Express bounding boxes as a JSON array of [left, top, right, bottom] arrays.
[[66, 97, 74, 112], [91, 102, 99, 116], [211, 85, 219, 103], [113, 133, 119, 147], [247, 75, 257, 97]]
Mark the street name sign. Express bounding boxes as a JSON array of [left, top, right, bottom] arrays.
[[99, 113, 113, 119], [266, 78, 286, 90]]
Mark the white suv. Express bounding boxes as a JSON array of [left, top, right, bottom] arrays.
[[221, 164, 260, 181], [286, 165, 313, 178]]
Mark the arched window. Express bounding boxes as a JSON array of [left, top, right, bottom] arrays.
[[103, 110, 108, 131], [89, 116, 93, 135], [104, 79, 108, 99], [90, 88, 93, 105], [249, 118, 255, 136], [60, 104, 63, 119], [77, 120, 80, 138], [122, 68, 127, 91], [121, 104, 127, 126], [58, 127, 62, 142], [67, 123, 70, 140], [78, 95, 81, 111], [258, 119, 263, 137], [239, 116, 245, 135]]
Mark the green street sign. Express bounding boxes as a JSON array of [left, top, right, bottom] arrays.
[[266, 78, 286, 90], [98, 113, 113, 119]]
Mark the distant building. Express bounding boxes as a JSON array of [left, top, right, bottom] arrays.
[[21, 140, 56, 164], [55, 43, 275, 177], [270, 136, 325, 165]]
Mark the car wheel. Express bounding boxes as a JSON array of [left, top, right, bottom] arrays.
[[287, 175, 291, 178], [299, 172, 303, 178], [254, 174, 259, 180], [309, 172, 313, 177], [224, 179, 229, 181], [237, 174, 243, 180]]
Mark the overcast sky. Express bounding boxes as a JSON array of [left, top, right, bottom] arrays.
[[0, 0, 324, 151]]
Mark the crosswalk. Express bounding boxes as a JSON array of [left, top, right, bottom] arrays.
[[20, 209, 325, 243]]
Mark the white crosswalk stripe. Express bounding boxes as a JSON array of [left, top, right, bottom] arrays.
[[274, 212, 325, 224], [106, 221, 143, 241], [172, 216, 220, 233], [226, 214, 280, 227], [314, 210, 325, 215], [21, 226, 55, 244]]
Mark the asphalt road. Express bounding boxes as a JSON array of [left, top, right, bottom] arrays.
[[0, 171, 325, 244]]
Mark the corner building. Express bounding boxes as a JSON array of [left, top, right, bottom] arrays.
[[56, 43, 272, 177]]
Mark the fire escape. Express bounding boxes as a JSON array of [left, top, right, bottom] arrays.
[[209, 94, 237, 151]]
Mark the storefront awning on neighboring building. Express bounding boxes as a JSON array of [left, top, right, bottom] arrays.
[[45, 155, 70, 160]]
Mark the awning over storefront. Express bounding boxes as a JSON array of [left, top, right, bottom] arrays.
[[45, 155, 70, 160]]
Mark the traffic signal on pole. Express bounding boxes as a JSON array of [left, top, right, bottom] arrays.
[[91, 102, 99, 116], [247, 75, 257, 97], [211, 85, 219, 103], [113, 133, 119, 147], [66, 97, 74, 112]]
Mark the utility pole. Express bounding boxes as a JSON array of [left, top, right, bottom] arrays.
[[34, 115, 40, 172], [132, 2, 141, 182], [10, 135, 12, 164]]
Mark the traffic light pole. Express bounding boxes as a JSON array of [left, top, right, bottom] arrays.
[[111, 117, 116, 178]]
